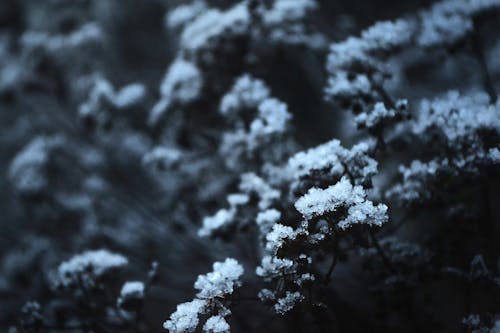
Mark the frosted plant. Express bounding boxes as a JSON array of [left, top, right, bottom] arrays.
[[199, 172, 281, 238], [288, 139, 378, 187], [149, 58, 203, 125], [79, 77, 147, 130], [324, 18, 416, 147], [256, 208, 281, 235], [238, 172, 280, 210], [417, 0, 500, 48], [179, 3, 250, 53], [273, 291, 304, 315], [295, 177, 388, 229], [20, 22, 103, 56], [118, 281, 145, 311], [219, 75, 292, 168], [389, 91, 500, 205], [219, 74, 270, 117], [194, 258, 244, 299], [164, 258, 243, 333], [163, 299, 207, 333], [55, 249, 128, 288], [8, 135, 65, 196], [142, 146, 183, 171], [386, 159, 447, 205], [198, 193, 249, 237], [166, 1, 207, 29], [203, 315, 230, 333], [354, 100, 408, 134]]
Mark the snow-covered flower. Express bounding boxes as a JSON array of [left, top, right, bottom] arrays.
[[194, 258, 244, 299], [163, 299, 207, 333], [56, 249, 128, 288]]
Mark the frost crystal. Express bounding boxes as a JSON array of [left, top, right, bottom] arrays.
[[256, 209, 281, 235], [198, 209, 236, 238], [166, 2, 207, 29], [198, 193, 250, 238], [265, 224, 296, 252], [239, 173, 280, 210], [295, 177, 388, 229], [119, 281, 145, 300], [8, 136, 63, 195], [354, 102, 396, 129], [21, 22, 103, 54], [150, 58, 203, 125], [203, 315, 230, 333], [163, 299, 207, 333], [256, 255, 295, 280], [274, 291, 304, 314], [361, 19, 414, 50], [288, 139, 377, 186], [262, 0, 317, 25], [56, 249, 128, 287], [220, 75, 270, 116], [413, 91, 500, 142], [194, 258, 244, 299], [180, 3, 250, 51], [118, 281, 145, 309]]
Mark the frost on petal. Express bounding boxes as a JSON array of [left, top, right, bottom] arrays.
[[8, 136, 65, 196], [239, 173, 280, 210], [288, 139, 377, 186], [256, 209, 281, 235], [220, 74, 270, 116], [361, 19, 415, 51], [198, 209, 236, 238], [325, 71, 372, 101], [166, 2, 207, 29], [149, 58, 203, 125], [262, 0, 317, 25], [294, 177, 388, 229], [194, 258, 244, 299], [413, 91, 500, 142], [354, 102, 396, 130], [265, 224, 296, 252], [180, 3, 250, 52], [417, 1, 473, 47], [118, 281, 145, 310], [274, 291, 304, 314], [203, 315, 230, 333], [163, 299, 207, 333], [256, 255, 295, 280], [56, 249, 128, 287]]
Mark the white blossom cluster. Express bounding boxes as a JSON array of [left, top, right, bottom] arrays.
[[199, 172, 279, 238], [418, 0, 500, 47], [219, 75, 292, 167], [151, 0, 322, 127], [389, 91, 500, 205], [79, 77, 147, 128], [117, 281, 145, 310], [325, 0, 500, 140], [149, 58, 203, 125], [163, 258, 243, 333], [55, 249, 128, 288], [8, 136, 65, 196], [288, 139, 378, 187], [325, 17, 415, 107], [20, 22, 103, 56], [295, 177, 388, 229]]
